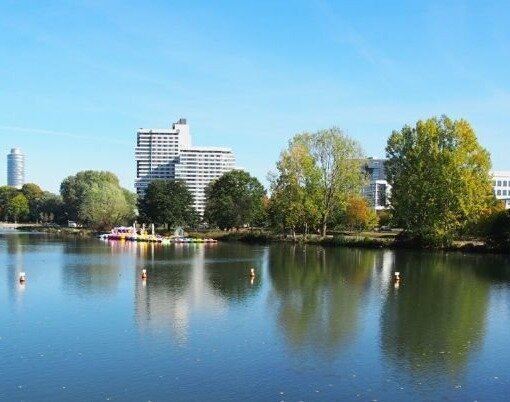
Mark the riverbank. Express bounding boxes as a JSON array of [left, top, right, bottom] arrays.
[[14, 225, 506, 254], [188, 229, 502, 254], [14, 225, 95, 237]]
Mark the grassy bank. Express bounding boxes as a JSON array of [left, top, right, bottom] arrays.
[[17, 225, 95, 238], [17, 225, 506, 254], [188, 229, 504, 254]]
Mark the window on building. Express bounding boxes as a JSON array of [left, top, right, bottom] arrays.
[[498, 181, 502, 186], [505, 181, 508, 187], [497, 190, 502, 196]]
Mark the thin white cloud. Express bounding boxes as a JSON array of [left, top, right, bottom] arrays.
[[0, 126, 131, 146]]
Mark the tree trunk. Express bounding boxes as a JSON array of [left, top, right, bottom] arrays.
[[320, 211, 328, 237], [321, 221, 327, 237]]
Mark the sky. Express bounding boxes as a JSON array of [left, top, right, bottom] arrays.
[[1, 0, 509, 193]]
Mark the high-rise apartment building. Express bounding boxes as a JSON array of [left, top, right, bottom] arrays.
[[7, 148, 25, 189], [135, 119, 236, 215]]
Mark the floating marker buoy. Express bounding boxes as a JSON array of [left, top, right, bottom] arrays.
[[249, 268, 255, 277], [19, 272, 26, 283], [394, 272, 401, 282], [141, 269, 147, 279]]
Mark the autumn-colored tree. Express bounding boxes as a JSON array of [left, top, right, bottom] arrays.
[[342, 196, 378, 232]]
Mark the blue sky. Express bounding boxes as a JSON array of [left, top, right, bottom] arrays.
[[1, 0, 509, 193]]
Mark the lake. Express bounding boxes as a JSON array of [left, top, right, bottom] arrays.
[[1, 231, 510, 401]]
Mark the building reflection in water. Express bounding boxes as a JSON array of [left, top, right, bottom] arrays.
[[3, 232, 26, 306], [1, 232, 66, 308], [134, 244, 226, 345], [133, 242, 267, 345]]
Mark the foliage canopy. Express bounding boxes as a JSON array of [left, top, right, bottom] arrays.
[[204, 170, 266, 230], [269, 128, 366, 237], [386, 116, 494, 245], [138, 179, 198, 229]]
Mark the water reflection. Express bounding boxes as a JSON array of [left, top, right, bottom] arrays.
[[203, 246, 264, 302], [380, 252, 491, 379], [268, 245, 379, 356], [61, 241, 125, 295], [133, 243, 267, 343], [1, 233, 63, 306], [133, 246, 220, 342]]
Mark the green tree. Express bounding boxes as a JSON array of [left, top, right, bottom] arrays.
[[268, 140, 321, 238], [60, 170, 120, 221], [386, 116, 494, 245], [139, 179, 198, 229], [21, 183, 45, 222], [0, 186, 18, 221], [78, 181, 135, 230], [204, 170, 266, 230], [60, 170, 135, 228], [6, 193, 29, 222], [38, 192, 66, 224], [270, 128, 366, 237]]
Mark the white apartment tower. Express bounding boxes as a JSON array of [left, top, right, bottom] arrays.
[[135, 119, 236, 215], [7, 148, 25, 189]]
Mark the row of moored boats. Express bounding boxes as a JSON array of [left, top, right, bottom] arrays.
[[97, 226, 217, 244]]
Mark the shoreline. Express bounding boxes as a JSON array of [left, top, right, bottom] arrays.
[[14, 226, 508, 255]]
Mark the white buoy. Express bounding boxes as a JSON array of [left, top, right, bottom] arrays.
[[249, 268, 255, 278], [394, 272, 401, 282], [19, 272, 26, 283], [141, 269, 147, 279]]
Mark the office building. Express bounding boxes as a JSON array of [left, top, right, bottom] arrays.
[[135, 119, 236, 215], [491, 171, 510, 209], [7, 148, 25, 189], [362, 158, 390, 210]]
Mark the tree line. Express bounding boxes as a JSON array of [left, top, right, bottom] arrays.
[[3, 114, 509, 248], [0, 171, 136, 230]]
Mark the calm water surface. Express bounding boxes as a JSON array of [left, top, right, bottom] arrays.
[[1, 232, 510, 401]]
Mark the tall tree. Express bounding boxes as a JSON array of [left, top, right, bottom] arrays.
[[21, 183, 45, 222], [6, 193, 29, 222], [0, 186, 18, 221], [269, 139, 321, 237], [78, 181, 135, 230], [60, 170, 135, 228], [204, 170, 266, 230], [38, 192, 66, 224], [139, 179, 198, 229], [60, 170, 120, 221], [270, 128, 365, 237], [386, 116, 494, 245]]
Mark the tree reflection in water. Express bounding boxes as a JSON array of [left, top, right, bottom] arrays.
[[269, 244, 377, 357], [380, 252, 494, 380]]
